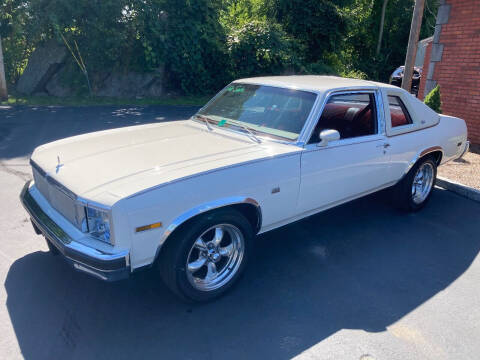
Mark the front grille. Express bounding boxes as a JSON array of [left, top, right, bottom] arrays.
[[32, 165, 85, 230]]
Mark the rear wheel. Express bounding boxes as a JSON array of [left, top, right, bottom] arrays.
[[159, 208, 253, 302], [393, 157, 437, 211]]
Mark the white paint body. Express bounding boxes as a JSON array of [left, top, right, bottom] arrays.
[[28, 76, 468, 270]]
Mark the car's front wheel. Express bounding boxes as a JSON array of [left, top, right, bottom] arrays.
[[393, 156, 437, 211], [159, 208, 252, 302]]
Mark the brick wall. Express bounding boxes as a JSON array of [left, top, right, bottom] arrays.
[[421, 0, 480, 145]]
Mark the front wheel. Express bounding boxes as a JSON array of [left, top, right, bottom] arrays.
[[393, 157, 437, 211], [159, 208, 253, 302]]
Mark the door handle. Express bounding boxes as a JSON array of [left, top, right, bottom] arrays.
[[376, 143, 391, 149]]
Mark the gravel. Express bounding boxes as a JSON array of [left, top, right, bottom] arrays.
[[438, 145, 480, 190]]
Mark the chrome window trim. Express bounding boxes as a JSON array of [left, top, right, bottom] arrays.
[[302, 88, 383, 146]]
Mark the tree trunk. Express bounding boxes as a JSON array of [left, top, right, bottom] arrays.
[[0, 36, 7, 100], [376, 0, 389, 56]]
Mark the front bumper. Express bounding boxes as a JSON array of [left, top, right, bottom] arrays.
[[20, 181, 130, 281]]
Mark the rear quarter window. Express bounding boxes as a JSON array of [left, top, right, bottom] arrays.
[[388, 95, 413, 127]]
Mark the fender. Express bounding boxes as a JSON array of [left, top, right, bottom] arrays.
[[153, 196, 262, 262], [403, 145, 444, 178]]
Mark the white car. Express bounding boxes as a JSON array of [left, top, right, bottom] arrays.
[[20, 76, 469, 301]]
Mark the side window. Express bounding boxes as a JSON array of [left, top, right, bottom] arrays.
[[388, 95, 413, 127], [309, 93, 377, 144]]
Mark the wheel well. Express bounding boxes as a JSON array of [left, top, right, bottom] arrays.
[[154, 203, 261, 264], [423, 150, 443, 165]]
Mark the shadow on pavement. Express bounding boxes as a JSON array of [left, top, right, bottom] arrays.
[[0, 105, 199, 160], [6, 189, 480, 359]]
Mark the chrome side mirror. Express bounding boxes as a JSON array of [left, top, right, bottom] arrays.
[[318, 129, 340, 147]]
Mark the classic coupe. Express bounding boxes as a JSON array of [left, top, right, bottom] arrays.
[[20, 76, 469, 301]]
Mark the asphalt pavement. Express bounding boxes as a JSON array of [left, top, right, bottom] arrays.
[[0, 105, 479, 360]]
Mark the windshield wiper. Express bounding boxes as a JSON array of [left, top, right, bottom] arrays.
[[194, 114, 213, 131], [228, 120, 262, 144]]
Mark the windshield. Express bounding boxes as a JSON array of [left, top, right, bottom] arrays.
[[196, 83, 317, 141]]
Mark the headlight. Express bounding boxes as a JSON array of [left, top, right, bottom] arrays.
[[86, 207, 112, 244]]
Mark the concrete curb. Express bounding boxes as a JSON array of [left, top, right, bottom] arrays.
[[436, 176, 480, 202]]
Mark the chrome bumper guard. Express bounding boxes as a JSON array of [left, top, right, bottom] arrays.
[[20, 181, 130, 281]]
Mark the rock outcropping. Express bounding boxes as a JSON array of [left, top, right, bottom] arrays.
[[16, 40, 67, 95], [16, 41, 165, 98]]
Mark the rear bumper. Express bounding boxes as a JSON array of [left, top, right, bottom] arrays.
[[459, 141, 470, 159], [20, 181, 130, 281]]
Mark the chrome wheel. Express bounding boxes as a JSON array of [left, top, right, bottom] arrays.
[[411, 162, 434, 204], [186, 224, 244, 291]]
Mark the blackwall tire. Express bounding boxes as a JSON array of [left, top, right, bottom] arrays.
[[158, 208, 253, 302], [393, 157, 437, 212]]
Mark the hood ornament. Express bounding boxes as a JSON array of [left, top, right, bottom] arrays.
[[56, 155, 64, 173]]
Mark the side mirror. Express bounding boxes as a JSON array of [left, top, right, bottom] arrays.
[[318, 129, 340, 147]]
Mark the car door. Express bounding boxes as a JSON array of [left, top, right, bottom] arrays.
[[297, 90, 396, 214]]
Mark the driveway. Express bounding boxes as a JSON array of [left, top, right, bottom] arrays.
[[1, 105, 479, 360]]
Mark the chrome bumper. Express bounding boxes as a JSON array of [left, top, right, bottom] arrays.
[[459, 141, 470, 159], [20, 181, 130, 281]]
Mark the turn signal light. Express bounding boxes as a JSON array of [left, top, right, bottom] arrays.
[[135, 222, 162, 233]]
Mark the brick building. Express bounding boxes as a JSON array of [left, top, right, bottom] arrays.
[[418, 0, 480, 145]]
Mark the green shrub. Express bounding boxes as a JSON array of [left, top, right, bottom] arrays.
[[424, 85, 442, 113], [227, 20, 299, 78]]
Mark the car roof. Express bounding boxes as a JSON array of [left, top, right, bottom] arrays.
[[234, 75, 397, 93]]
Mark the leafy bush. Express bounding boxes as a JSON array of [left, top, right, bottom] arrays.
[[424, 85, 442, 114], [227, 20, 299, 78]]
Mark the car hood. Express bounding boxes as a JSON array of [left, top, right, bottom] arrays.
[[31, 120, 300, 204]]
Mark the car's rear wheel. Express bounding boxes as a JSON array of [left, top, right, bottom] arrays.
[[393, 156, 437, 211], [159, 208, 252, 302]]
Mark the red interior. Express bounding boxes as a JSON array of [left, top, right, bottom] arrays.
[[312, 102, 375, 140], [390, 107, 410, 127]]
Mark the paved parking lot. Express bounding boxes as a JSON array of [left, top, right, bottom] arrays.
[[1, 105, 479, 360]]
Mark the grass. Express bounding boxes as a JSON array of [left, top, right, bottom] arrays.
[[0, 93, 211, 107]]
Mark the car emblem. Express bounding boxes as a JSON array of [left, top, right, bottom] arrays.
[[56, 155, 64, 173]]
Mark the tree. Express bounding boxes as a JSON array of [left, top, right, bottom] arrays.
[[376, 0, 388, 55], [0, 35, 7, 100]]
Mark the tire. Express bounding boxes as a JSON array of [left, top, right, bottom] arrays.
[[393, 156, 437, 211], [158, 208, 253, 302]]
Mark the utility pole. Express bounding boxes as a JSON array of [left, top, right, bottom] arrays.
[[401, 0, 425, 92], [0, 36, 7, 100]]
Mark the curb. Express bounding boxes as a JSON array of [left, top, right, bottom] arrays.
[[436, 177, 480, 202]]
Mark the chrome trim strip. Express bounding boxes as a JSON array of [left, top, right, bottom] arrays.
[[20, 181, 128, 272], [459, 141, 470, 159], [126, 151, 300, 199], [403, 146, 444, 176], [303, 135, 385, 153], [301, 88, 381, 146], [154, 196, 262, 261]]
